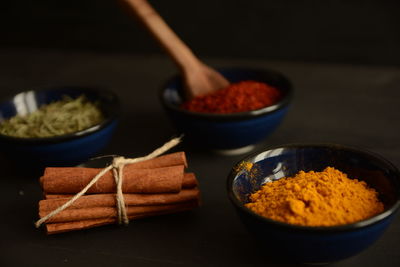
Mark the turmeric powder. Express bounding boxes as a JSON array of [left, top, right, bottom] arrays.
[[245, 167, 384, 226]]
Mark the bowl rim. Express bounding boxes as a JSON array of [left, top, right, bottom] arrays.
[[227, 143, 400, 232], [159, 67, 293, 121], [0, 86, 120, 144]]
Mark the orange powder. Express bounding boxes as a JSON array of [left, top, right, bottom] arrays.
[[245, 167, 384, 226]]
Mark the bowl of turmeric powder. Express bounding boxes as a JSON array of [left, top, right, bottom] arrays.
[[227, 144, 400, 263], [160, 68, 292, 154], [0, 86, 120, 168]]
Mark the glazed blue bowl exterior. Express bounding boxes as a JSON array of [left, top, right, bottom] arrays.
[[0, 87, 120, 167], [227, 144, 400, 263], [160, 68, 293, 150]]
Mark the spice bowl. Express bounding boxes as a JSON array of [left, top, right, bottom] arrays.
[[0, 86, 120, 169], [160, 68, 293, 154], [227, 144, 400, 264]]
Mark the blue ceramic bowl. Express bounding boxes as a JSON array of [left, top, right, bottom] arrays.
[[0, 86, 120, 168], [160, 68, 292, 153], [227, 144, 400, 263]]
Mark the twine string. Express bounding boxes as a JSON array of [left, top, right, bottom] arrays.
[[112, 165, 123, 224], [113, 159, 128, 224], [35, 136, 182, 228]]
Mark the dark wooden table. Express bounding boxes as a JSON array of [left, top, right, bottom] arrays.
[[0, 49, 399, 266]]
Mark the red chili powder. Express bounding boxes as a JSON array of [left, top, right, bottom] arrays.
[[181, 80, 281, 113]]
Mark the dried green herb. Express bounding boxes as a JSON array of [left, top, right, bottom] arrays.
[[0, 95, 104, 138]]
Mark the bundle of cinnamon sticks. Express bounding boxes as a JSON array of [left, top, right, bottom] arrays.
[[37, 151, 201, 234]]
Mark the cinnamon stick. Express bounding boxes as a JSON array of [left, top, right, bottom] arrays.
[[41, 165, 185, 194], [124, 151, 187, 168], [182, 173, 197, 188], [45, 202, 198, 234], [37, 151, 201, 234], [39, 188, 200, 211], [43, 172, 198, 198], [40, 200, 200, 223]]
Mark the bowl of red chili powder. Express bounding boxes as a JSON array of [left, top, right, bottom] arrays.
[[160, 68, 292, 153]]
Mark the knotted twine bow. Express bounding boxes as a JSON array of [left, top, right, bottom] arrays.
[[35, 136, 182, 228]]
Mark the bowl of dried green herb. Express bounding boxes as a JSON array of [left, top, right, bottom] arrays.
[[0, 86, 120, 168]]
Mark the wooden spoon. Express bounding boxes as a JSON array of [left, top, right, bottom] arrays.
[[121, 0, 230, 100]]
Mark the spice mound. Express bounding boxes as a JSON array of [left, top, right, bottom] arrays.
[[181, 80, 281, 113], [0, 95, 104, 138], [245, 167, 384, 226]]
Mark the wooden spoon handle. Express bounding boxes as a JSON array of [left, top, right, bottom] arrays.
[[123, 0, 201, 71]]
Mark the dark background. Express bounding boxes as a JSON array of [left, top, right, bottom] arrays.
[[1, 0, 399, 66], [1, 1, 400, 267]]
